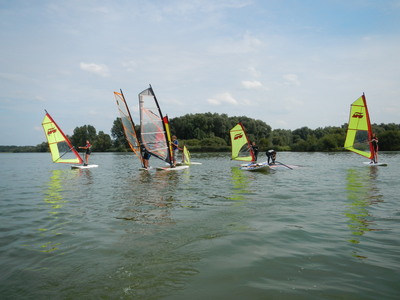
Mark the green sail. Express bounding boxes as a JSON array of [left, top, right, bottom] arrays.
[[344, 94, 374, 159], [230, 123, 255, 162]]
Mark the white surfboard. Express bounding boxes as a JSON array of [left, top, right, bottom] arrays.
[[240, 162, 270, 172], [363, 162, 388, 166], [71, 164, 99, 169], [156, 165, 189, 171], [176, 161, 202, 166]]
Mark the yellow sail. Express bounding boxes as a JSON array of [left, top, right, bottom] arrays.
[[42, 112, 83, 164], [230, 123, 255, 162], [182, 145, 191, 165], [344, 94, 373, 159]]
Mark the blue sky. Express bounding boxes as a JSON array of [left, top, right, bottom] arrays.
[[1, 0, 400, 146]]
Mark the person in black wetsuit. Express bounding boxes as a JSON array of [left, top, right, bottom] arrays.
[[370, 133, 379, 163], [79, 140, 91, 166], [250, 141, 259, 162], [266, 149, 276, 165]]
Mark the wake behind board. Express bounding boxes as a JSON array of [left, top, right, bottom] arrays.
[[269, 163, 297, 169], [71, 164, 99, 169], [156, 165, 189, 171], [363, 162, 388, 166], [240, 162, 270, 172]]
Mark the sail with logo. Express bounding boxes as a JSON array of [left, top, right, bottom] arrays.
[[42, 110, 83, 164], [229, 122, 255, 162], [344, 94, 387, 166]]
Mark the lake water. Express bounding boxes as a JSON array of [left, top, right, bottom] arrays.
[[0, 152, 399, 299]]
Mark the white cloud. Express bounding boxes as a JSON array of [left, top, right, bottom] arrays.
[[208, 32, 263, 55], [88, 110, 99, 116], [208, 92, 239, 106], [121, 60, 137, 72], [34, 96, 46, 102], [283, 74, 300, 86], [247, 66, 261, 77], [80, 62, 110, 77], [241, 80, 262, 89]]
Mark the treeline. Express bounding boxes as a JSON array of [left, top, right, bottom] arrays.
[[171, 113, 400, 152], [2, 113, 400, 153]]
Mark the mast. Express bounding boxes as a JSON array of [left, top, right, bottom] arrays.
[[240, 122, 256, 162], [361, 93, 375, 156], [149, 85, 173, 166]]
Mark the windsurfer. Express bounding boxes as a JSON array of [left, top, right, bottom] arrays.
[[250, 141, 259, 162], [79, 140, 92, 166], [266, 149, 276, 165], [171, 135, 182, 167], [141, 144, 151, 169], [370, 133, 379, 163]]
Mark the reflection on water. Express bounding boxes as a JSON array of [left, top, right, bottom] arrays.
[[31, 169, 71, 253], [229, 167, 251, 202], [112, 169, 202, 298], [73, 168, 94, 185], [345, 167, 383, 258], [116, 170, 183, 225]]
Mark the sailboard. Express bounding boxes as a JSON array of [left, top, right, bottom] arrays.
[[42, 110, 84, 166], [240, 161, 270, 172], [139, 85, 188, 171], [71, 164, 99, 169], [344, 94, 387, 166], [114, 89, 147, 169]]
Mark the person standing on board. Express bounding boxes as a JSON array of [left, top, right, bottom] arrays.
[[171, 135, 182, 167], [266, 149, 276, 165], [370, 133, 379, 163], [79, 140, 92, 166], [250, 141, 259, 162], [140, 144, 151, 169]]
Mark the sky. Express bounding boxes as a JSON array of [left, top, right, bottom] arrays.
[[1, 0, 400, 146]]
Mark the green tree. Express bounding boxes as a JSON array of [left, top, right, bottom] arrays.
[[96, 131, 112, 151], [111, 117, 129, 150], [379, 130, 400, 150], [70, 125, 97, 149], [36, 142, 49, 152]]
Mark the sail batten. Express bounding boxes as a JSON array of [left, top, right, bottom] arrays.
[[344, 94, 374, 159], [230, 123, 255, 162], [42, 112, 83, 164]]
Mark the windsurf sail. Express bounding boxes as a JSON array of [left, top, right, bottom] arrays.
[[114, 90, 143, 166], [230, 123, 256, 162], [42, 111, 83, 164], [344, 94, 374, 159], [182, 145, 191, 165], [139, 85, 172, 165]]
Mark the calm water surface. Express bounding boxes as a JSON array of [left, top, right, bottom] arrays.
[[0, 152, 399, 299]]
